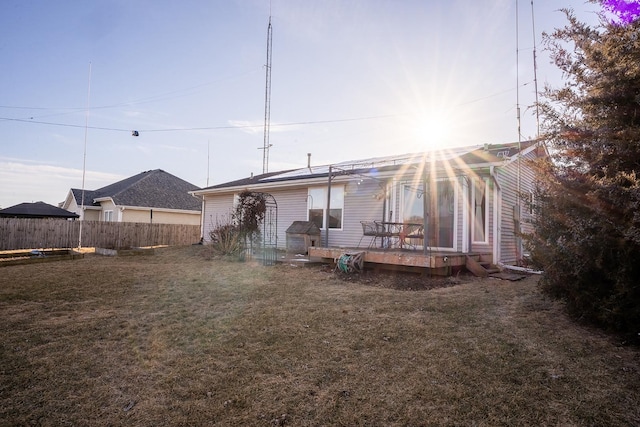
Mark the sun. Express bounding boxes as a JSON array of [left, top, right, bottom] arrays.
[[412, 112, 454, 150]]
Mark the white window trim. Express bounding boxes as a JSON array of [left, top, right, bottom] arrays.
[[104, 210, 113, 222], [471, 179, 489, 244], [307, 186, 344, 230], [432, 178, 458, 251]]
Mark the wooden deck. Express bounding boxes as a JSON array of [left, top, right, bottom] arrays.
[[308, 247, 493, 275]]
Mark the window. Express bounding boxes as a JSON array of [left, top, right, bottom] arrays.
[[308, 186, 344, 229], [527, 190, 535, 218], [472, 179, 488, 243], [401, 184, 424, 224], [104, 210, 113, 222]]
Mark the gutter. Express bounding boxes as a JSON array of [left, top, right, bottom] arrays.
[[117, 205, 201, 214], [191, 162, 506, 197], [497, 262, 543, 275]]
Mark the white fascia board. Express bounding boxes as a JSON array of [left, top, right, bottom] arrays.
[[500, 143, 542, 166], [192, 162, 506, 197], [119, 205, 201, 214], [192, 176, 335, 196]]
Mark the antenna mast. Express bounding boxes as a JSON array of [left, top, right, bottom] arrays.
[[530, 0, 540, 137], [516, 0, 521, 144], [515, 0, 523, 263], [261, 15, 273, 174], [79, 61, 92, 249]]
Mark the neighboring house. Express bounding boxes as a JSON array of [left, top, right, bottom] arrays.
[[61, 169, 202, 225], [192, 141, 544, 266], [0, 201, 79, 219]]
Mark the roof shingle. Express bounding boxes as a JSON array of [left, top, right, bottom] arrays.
[[72, 169, 201, 211]]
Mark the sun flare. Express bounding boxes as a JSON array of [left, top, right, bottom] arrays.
[[412, 112, 454, 150]]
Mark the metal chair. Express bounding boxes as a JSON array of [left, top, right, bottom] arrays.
[[358, 221, 379, 248]]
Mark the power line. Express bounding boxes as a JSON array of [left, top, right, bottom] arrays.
[[0, 82, 535, 134], [0, 68, 262, 113]]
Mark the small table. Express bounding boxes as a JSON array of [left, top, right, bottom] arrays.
[[378, 222, 424, 249]]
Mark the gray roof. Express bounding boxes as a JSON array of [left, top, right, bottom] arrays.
[[72, 169, 201, 211], [205, 170, 295, 190], [198, 141, 538, 192], [0, 201, 79, 219], [286, 221, 321, 235]]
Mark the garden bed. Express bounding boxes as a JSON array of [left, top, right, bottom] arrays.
[[0, 249, 84, 267], [95, 247, 155, 256]]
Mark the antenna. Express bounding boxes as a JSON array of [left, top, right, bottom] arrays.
[[207, 139, 210, 187], [515, 0, 523, 263], [515, 0, 521, 144], [79, 61, 92, 249], [261, 15, 273, 174], [530, 0, 540, 137]]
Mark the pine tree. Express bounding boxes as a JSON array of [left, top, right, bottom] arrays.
[[529, 2, 640, 337]]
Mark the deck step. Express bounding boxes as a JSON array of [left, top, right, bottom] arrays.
[[465, 255, 501, 277]]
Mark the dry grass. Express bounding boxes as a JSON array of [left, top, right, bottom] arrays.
[[1, 246, 638, 426]]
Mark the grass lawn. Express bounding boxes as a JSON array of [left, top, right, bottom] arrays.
[[1, 246, 638, 426]]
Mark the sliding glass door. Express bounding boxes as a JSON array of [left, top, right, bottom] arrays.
[[401, 179, 456, 250]]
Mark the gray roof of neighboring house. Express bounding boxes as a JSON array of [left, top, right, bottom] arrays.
[[72, 169, 201, 211], [0, 201, 79, 219], [197, 141, 538, 192]]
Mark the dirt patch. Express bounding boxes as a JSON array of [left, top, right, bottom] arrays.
[[325, 264, 483, 291]]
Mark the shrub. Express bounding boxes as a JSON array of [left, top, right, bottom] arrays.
[[530, 6, 640, 340], [208, 219, 244, 260]]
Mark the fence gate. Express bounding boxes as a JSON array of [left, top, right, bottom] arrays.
[[260, 193, 278, 266]]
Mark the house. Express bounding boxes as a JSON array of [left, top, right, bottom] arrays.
[[61, 169, 202, 225], [192, 141, 544, 267], [0, 201, 79, 219]]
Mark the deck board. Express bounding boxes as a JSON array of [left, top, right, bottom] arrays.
[[309, 247, 491, 270]]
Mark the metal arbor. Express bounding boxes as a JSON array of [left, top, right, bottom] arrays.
[[260, 193, 278, 266]]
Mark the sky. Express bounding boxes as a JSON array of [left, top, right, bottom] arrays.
[[0, 0, 602, 209]]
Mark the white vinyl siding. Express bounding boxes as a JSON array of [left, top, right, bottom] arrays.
[[495, 149, 537, 264], [329, 179, 385, 248], [201, 194, 236, 243], [268, 188, 307, 249]]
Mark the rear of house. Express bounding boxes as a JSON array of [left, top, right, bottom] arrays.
[[193, 142, 543, 266]]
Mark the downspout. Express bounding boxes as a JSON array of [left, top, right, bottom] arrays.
[[422, 170, 429, 256], [325, 165, 332, 248], [490, 166, 501, 264], [200, 196, 206, 242], [461, 176, 470, 254]]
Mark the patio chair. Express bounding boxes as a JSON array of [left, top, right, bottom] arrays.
[[358, 221, 381, 248], [400, 223, 424, 250]]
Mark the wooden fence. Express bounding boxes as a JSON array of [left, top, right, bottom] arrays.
[[0, 218, 201, 251]]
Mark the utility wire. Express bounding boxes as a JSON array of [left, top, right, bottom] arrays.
[[0, 68, 261, 113], [0, 82, 535, 134]]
